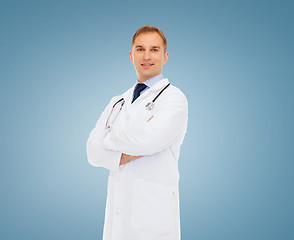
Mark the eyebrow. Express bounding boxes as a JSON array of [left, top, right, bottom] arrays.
[[135, 45, 161, 49]]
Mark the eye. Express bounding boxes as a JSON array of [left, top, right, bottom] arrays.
[[152, 49, 159, 52], [137, 48, 143, 51]]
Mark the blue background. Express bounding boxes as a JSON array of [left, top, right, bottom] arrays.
[[1, 0, 293, 239]]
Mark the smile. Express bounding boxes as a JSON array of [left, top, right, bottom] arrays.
[[141, 63, 154, 67]]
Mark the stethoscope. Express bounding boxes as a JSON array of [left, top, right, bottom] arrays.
[[105, 83, 170, 129]]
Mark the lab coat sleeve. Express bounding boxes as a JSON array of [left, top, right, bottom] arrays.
[[102, 89, 188, 156], [86, 97, 122, 171]]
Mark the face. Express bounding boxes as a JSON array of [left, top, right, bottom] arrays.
[[130, 32, 169, 83]]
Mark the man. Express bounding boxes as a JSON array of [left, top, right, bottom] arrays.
[[87, 26, 188, 240]]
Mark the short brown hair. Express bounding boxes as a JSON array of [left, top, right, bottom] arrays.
[[132, 26, 167, 52]]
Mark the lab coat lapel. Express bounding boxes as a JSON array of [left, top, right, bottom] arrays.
[[122, 85, 135, 110]]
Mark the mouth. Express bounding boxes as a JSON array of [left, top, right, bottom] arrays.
[[141, 63, 154, 68]]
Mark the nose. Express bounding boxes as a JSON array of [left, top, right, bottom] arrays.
[[143, 51, 151, 61]]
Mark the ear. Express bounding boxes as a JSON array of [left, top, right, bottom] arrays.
[[163, 51, 169, 65], [129, 51, 134, 63]]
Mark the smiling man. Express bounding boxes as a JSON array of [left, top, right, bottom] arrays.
[[130, 30, 168, 83], [87, 26, 188, 240]]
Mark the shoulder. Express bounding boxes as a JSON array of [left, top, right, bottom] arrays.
[[159, 79, 188, 102], [163, 84, 188, 107], [169, 85, 188, 101], [153, 83, 188, 112], [107, 95, 123, 107]]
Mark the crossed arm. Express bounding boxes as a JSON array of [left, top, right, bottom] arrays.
[[87, 90, 188, 171], [87, 96, 143, 171], [102, 90, 188, 156]]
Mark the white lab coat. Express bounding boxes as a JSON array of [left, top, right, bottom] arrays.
[[87, 78, 188, 240]]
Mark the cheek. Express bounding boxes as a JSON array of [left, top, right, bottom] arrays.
[[158, 57, 165, 66], [134, 55, 142, 63], [132, 58, 138, 65]]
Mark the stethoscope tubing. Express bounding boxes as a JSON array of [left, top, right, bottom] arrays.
[[151, 83, 170, 103], [106, 83, 170, 128]]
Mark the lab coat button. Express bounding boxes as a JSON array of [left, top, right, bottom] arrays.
[[115, 211, 119, 216]]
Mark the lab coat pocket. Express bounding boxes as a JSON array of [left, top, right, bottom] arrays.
[[138, 111, 154, 124], [132, 179, 176, 230]]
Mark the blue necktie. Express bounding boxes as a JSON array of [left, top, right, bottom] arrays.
[[132, 83, 147, 103]]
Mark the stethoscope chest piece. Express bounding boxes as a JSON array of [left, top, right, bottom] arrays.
[[145, 102, 154, 111]]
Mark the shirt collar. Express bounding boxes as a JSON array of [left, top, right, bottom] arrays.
[[136, 73, 164, 88]]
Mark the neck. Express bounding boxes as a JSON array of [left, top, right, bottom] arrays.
[[137, 77, 149, 83], [137, 73, 162, 83]]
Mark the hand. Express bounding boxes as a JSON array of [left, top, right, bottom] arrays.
[[120, 153, 142, 165]]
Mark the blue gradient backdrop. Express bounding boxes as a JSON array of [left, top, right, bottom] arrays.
[[1, 0, 293, 239]]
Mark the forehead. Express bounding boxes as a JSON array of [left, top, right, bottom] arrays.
[[133, 32, 164, 47]]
